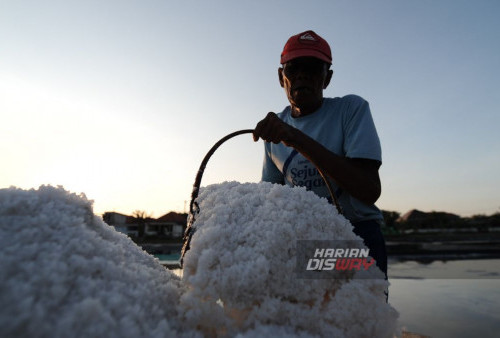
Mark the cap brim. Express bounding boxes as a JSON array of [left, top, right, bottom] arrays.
[[281, 49, 332, 64]]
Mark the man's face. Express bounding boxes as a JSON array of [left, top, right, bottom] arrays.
[[279, 57, 333, 114]]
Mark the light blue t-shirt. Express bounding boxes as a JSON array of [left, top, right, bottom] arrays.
[[261, 95, 383, 223]]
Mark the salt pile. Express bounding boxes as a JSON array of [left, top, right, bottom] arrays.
[[0, 183, 398, 338], [182, 181, 398, 337], [0, 186, 193, 338]]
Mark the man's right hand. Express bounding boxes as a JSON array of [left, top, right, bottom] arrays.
[[253, 112, 296, 146]]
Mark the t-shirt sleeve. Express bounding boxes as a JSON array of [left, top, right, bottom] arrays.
[[261, 143, 285, 184], [343, 95, 382, 162]]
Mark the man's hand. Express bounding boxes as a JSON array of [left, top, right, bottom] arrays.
[[253, 112, 296, 146]]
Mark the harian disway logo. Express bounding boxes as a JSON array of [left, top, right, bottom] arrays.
[[300, 32, 316, 41]]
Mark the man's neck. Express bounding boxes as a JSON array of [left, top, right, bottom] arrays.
[[291, 99, 323, 118]]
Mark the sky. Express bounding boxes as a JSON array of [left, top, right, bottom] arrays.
[[1, 0, 499, 218]]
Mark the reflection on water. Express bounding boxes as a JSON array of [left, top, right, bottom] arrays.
[[388, 259, 500, 338]]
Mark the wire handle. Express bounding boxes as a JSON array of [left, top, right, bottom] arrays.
[[180, 129, 342, 267]]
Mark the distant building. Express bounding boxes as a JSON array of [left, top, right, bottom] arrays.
[[152, 212, 188, 238], [102, 211, 187, 239], [102, 212, 139, 236]]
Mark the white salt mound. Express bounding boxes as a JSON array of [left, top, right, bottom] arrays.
[[182, 181, 399, 337], [0, 186, 193, 338], [0, 183, 399, 338]]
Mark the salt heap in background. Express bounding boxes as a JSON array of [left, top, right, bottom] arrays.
[[0, 186, 192, 338], [182, 181, 399, 337]]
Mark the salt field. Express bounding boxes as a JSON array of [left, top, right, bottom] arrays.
[[389, 261, 500, 338]]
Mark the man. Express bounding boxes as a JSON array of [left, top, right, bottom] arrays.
[[253, 30, 387, 277]]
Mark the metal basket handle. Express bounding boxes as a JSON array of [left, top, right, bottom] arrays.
[[180, 129, 342, 267]]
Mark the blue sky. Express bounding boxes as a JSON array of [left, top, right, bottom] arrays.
[[1, 0, 499, 217]]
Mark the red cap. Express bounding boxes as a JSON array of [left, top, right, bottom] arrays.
[[280, 30, 332, 65]]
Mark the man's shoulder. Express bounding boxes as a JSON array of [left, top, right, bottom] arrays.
[[325, 94, 367, 107], [323, 95, 370, 121]]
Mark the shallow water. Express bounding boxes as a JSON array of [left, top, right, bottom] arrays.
[[388, 258, 500, 338]]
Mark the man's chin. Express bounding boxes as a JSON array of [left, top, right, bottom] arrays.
[[292, 96, 315, 107], [290, 98, 322, 116], [291, 95, 312, 107]]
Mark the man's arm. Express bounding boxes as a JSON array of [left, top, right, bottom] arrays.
[[253, 112, 381, 205]]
